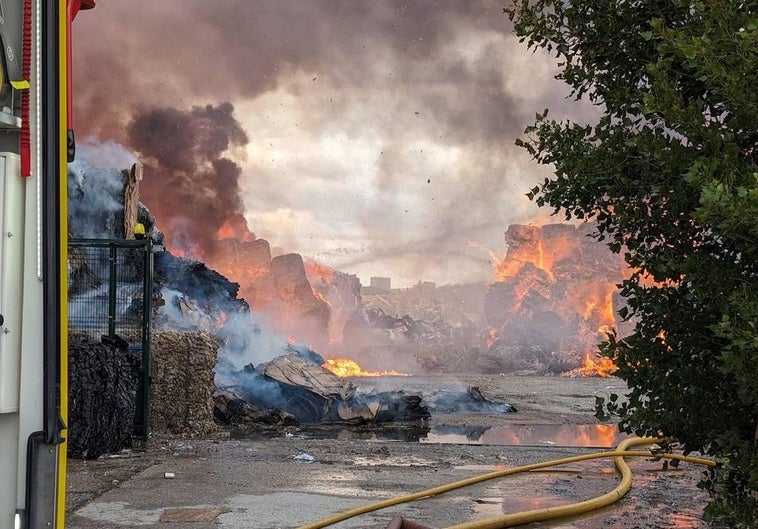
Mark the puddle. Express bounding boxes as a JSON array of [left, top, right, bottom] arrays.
[[421, 424, 626, 447], [471, 469, 709, 528], [231, 423, 626, 447]]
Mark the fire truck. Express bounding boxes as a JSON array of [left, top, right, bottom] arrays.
[[0, 1, 93, 528]]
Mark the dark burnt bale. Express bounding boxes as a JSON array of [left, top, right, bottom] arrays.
[[68, 333, 139, 459], [155, 252, 244, 305], [368, 391, 430, 423]]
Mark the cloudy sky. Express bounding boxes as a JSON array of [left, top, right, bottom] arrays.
[[73, 1, 595, 287]]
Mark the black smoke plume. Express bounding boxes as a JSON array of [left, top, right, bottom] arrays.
[[126, 103, 251, 257]]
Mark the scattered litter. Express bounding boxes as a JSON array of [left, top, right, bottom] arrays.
[[102, 449, 136, 459], [540, 440, 556, 445], [294, 453, 315, 462], [285, 432, 294, 438], [164, 472, 176, 479]]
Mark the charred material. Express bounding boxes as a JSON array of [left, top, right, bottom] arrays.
[[429, 386, 516, 414], [68, 333, 139, 459], [228, 353, 430, 424], [213, 393, 298, 426]]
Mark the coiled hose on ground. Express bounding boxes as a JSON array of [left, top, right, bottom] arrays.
[[296, 436, 715, 529]]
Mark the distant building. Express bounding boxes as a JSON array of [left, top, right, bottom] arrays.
[[413, 281, 436, 295], [361, 276, 392, 295], [370, 277, 391, 291]]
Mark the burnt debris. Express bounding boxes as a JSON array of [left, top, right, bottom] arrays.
[[429, 386, 516, 414], [218, 351, 430, 424]]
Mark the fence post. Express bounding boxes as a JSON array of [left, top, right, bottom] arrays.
[[135, 239, 153, 440], [107, 244, 117, 337]]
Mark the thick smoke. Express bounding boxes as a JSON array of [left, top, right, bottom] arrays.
[[126, 103, 251, 257], [73, 1, 599, 286], [68, 144, 136, 238]]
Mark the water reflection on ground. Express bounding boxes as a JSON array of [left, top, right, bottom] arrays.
[[231, 423, 627, 447], [472, 463, 710, 528], [423, 423, 626, 447]]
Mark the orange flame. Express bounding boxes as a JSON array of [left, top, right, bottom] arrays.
[[305, 261, 335, 285], [216, 214, 254, 242], [214, 310, 229, 331], [313, 290, 332, 307], [563, 353, 618, 378], [486, 327, 500, 348], [165, 240, 206, 260], [322, 358, 410, 378]]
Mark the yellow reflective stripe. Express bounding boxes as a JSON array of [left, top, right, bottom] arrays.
[[56, 0, 69, 526], [10, 79, 30, 89]]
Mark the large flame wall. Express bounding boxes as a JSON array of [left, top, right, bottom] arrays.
[[480, 224, 625, 373]]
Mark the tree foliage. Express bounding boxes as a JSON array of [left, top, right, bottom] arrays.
[[506, 0, 757, 525]]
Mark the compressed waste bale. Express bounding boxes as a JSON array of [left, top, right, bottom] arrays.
[[150, 331, 218, 434], [68, 333, 139, 459]]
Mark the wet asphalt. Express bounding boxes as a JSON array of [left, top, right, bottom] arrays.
[[65, 432, 711, 529]]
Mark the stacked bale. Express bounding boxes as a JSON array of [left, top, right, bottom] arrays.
[[68, 333, 139, 458], [150, 331, 218, 434]]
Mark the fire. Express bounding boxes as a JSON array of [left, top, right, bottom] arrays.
[[305, 260, 335, 285], [486, 327, 500, 348], [472, 227, 623, 370], [563, 352, 618, 378], [216, 214, 254, 242], [323, 358, 410, 378], [214, 310, 229, 331], [313, 290, 332, 307], [165, 240, 205, 260]]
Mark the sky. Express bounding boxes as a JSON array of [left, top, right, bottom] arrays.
[[72, 0, 596, 287]]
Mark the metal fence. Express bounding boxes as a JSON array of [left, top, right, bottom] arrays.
[[67, 238, 155, 438]]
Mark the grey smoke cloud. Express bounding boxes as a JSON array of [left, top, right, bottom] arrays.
[[73, 1, 597, 286]]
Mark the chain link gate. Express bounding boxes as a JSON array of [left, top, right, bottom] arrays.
[[67, 238, 155, 439]]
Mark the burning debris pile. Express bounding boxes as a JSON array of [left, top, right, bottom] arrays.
[[205, 239, 351, 352], [216, 345, 429, 425], [478, 224, 624, 375]]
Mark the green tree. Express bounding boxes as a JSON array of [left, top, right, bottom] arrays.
[[506, 0, 757, 525]]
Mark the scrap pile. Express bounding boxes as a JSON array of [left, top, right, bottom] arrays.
[[217, 351, 430, 425]]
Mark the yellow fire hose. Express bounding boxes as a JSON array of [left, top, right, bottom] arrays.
[[296, 437, 715, 529]]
